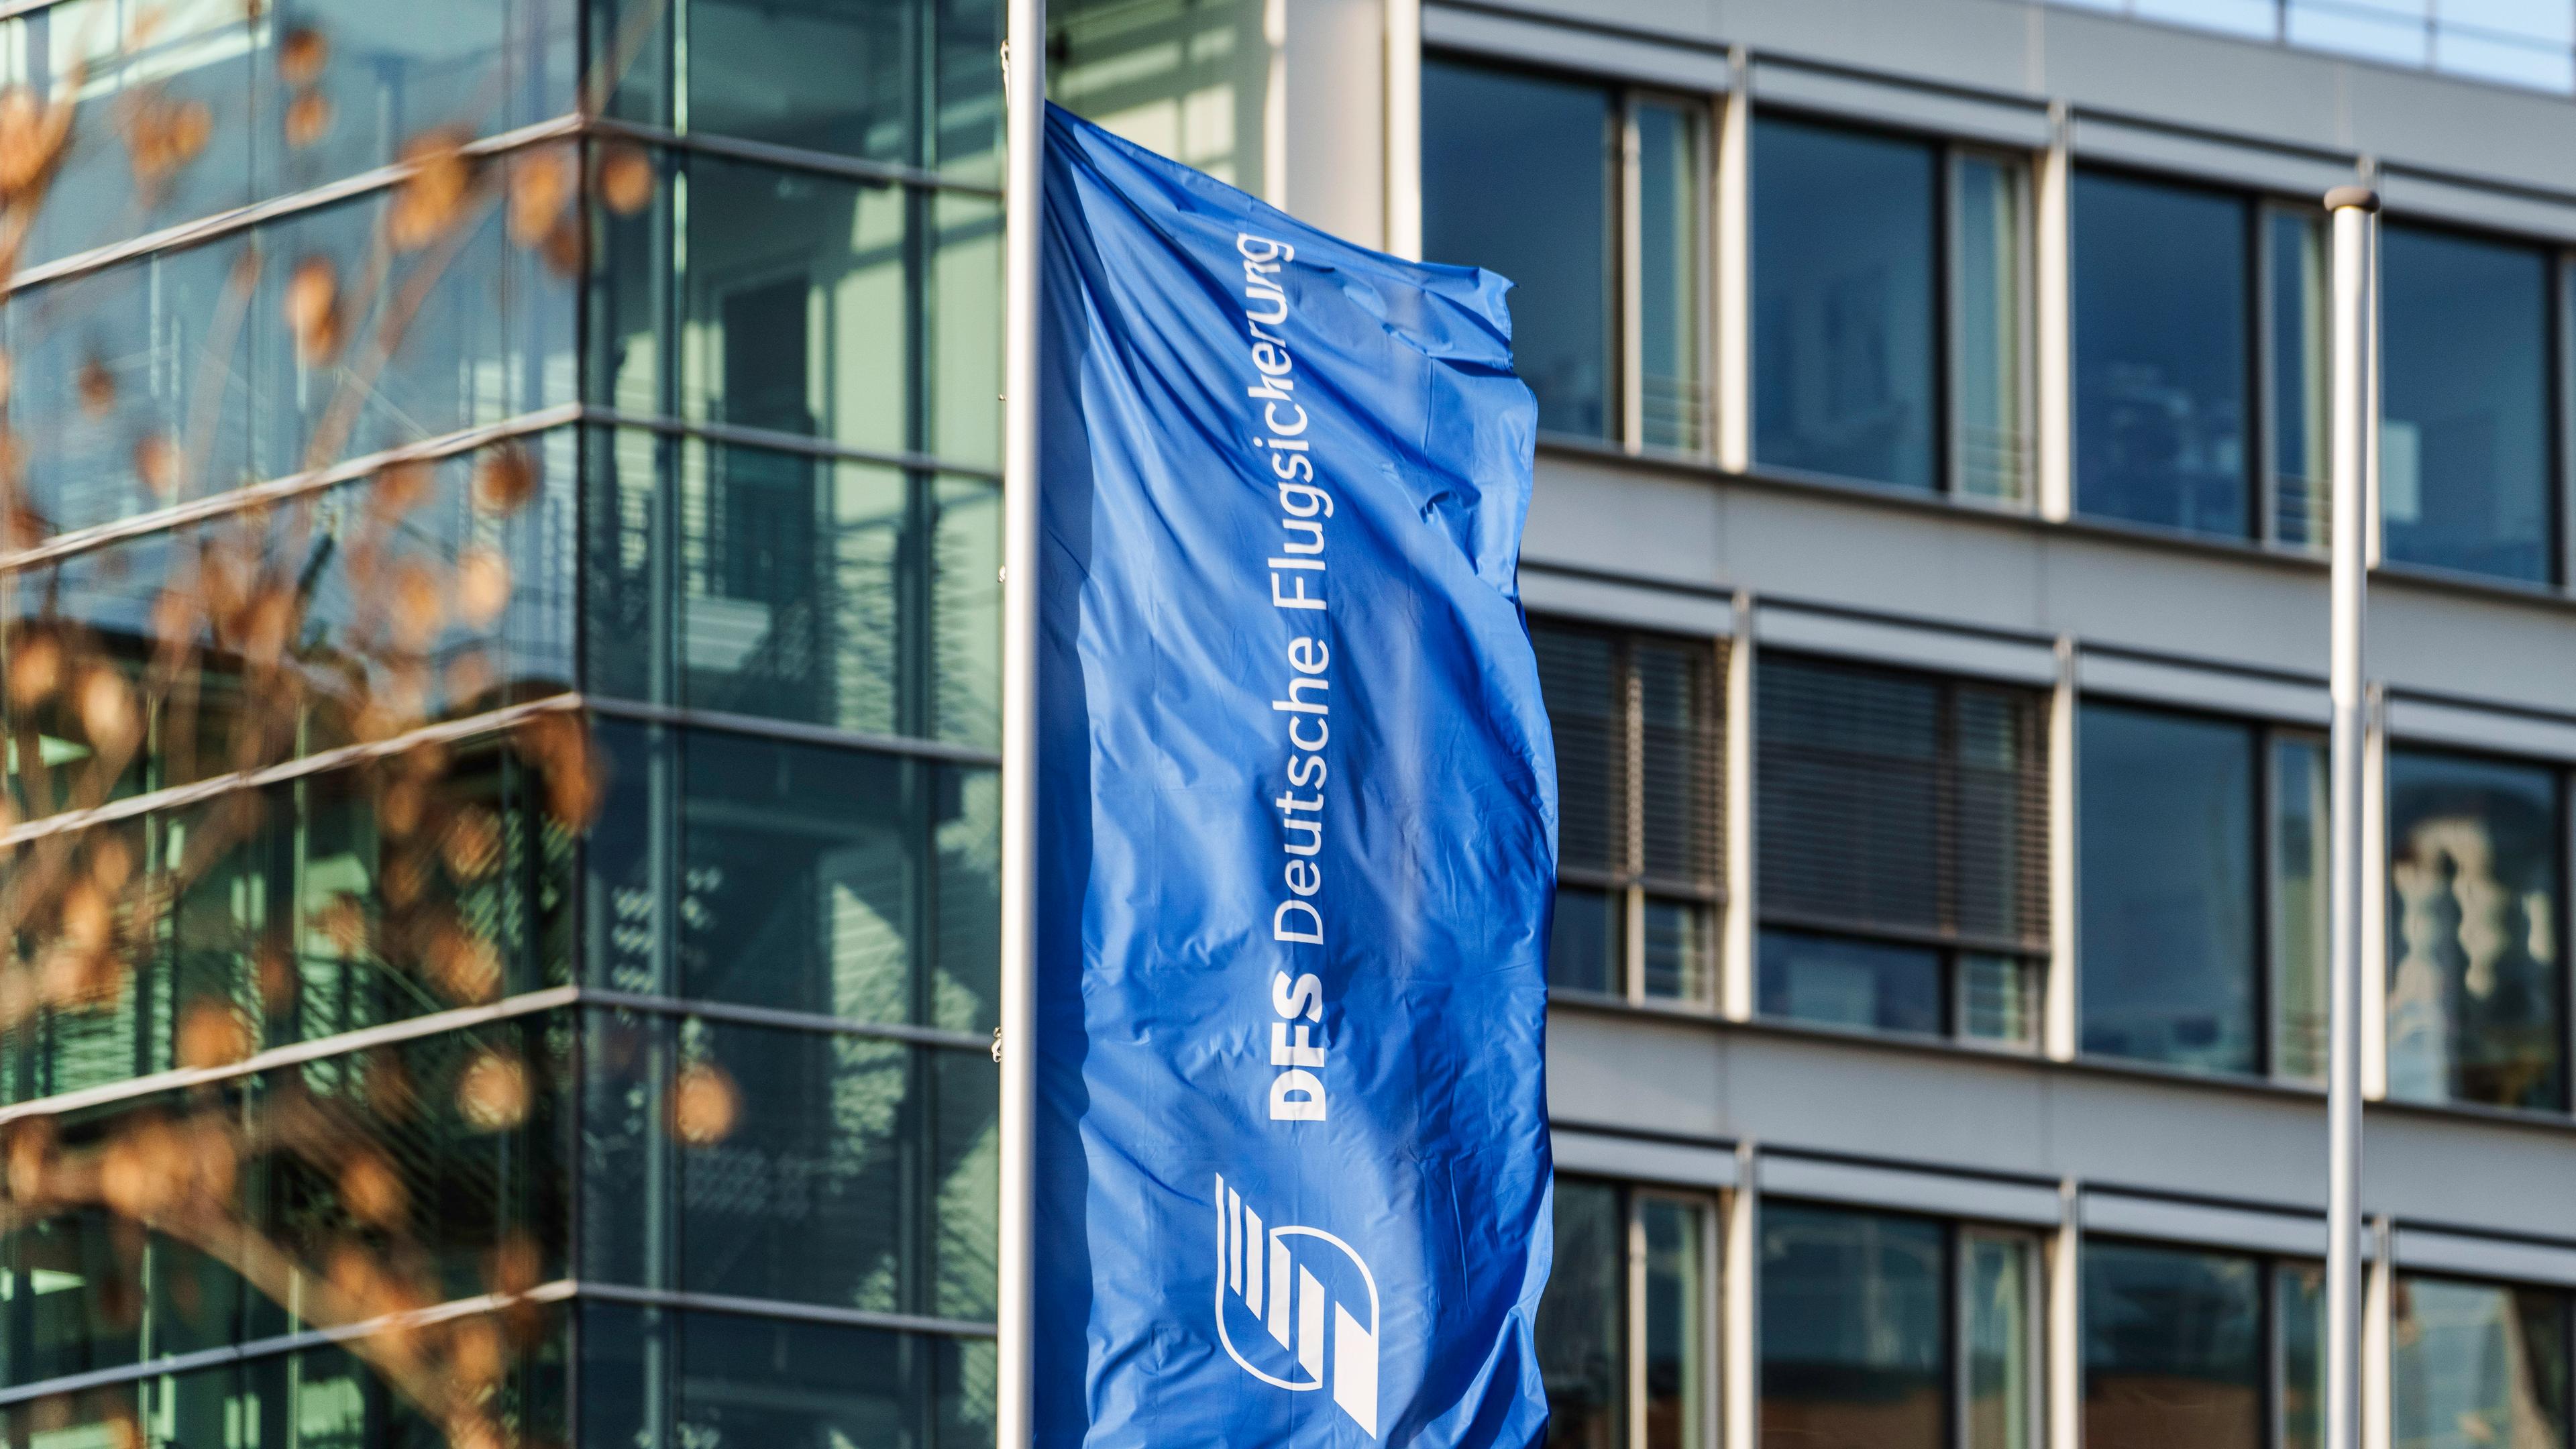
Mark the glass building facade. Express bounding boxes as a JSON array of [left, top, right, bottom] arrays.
[[0, 0, 1001, 1443]]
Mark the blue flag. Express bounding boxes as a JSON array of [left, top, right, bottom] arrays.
[[1033, 103, 1555, 1449]]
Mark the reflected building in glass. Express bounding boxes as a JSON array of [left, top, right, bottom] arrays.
[[0, 0, 1002, 1443]]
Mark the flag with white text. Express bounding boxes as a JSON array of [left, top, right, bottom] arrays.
[[1031, 104, 1555, 1449]]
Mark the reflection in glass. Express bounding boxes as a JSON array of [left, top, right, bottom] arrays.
[[2281, 1263, 2326, 1449], [1967, 1232, 2037, 1449], [1422, 60, 1613, 440], [584, 723, 1000, 1032], [2381, 225, 2553, 584], [2273, 737, 2331, 1083], [1761, 1203, 1945, 1449], [585, 427, 1002, 747], [2271, 211, 2331, 547], [13, 186, 572, 539], [580, 1301, 980, 1449], [2074, 170, 2250, 537], [2385, 749, 2564, 1111], [1539, 1180, 1623, 1449], [1638, 100, 1707, 452], [2083, 1241, 2263, 1449], [2392, 1277, 2571, 1449], [1954, 154, 2031, 502], [2079, 705, 2258, 1075], [1552, 887, 1621, 995], [590, 149, 1003, 470], [602, 0, 1002, 179], [0, 0, 576, 271], [1642, 1197, 1709, 1449], [1754, 118, 1938, 490], [1759, 929, 1942, 1034], [2, 435, 578, 820]]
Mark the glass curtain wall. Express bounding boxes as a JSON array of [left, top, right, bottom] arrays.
[[1754, 115, 2031, 502], [578, 1, 1008, 1445]]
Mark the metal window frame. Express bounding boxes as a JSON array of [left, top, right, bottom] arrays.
[[1627, 1185, 1726, 1449], [1954, 1224, 2049, 1449], [1614, 88, 1717, 458]]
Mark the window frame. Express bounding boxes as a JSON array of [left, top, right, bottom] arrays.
[[2381, 738, 2575, 1116], [2375, 213, 2569, 590], [1749, 107, 2039, 504], [2078, 1236, 2324, 1449], [1419, 52, 1717, 457], [1553, 1175, 1725, 1449], [2072, 698, 2326, 1083], [1534, 615, 1729, 1010], [1752, 651, 2051, 1048]]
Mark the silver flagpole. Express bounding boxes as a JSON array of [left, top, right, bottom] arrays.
[[998, 3, 1046, 1448], [2322, 182, 2378, 1449]]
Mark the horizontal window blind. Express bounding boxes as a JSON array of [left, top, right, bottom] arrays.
[[1532, 621, 1724, 897], [1756, 653, 2048, 953]]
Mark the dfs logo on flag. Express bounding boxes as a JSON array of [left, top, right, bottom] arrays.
[[1213, 1174, 1381, 1438]]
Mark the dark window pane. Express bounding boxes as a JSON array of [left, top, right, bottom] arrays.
[[1421, 60, 1613, 439], [1539, 1180, 1624, 1449], [2079, 704, 2259, 1074], [681, 733, 919, 1021], [1759, 929, 1943, 1034], [2082, 1242, 2263, 1449], [2387, 749, 2565, 1111], [1754, 118, 1938, 490], [2392, 1277, 2571, 1449], [2381, 225, 2555, 584], [679, 1309, 947, 1444], [1760, 1203, 1946, 1449], [2073, 170, 2251, 536], [1552, 886, 1622, 995]]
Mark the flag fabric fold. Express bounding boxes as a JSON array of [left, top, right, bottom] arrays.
[[1032, 102, 1556, 1449]]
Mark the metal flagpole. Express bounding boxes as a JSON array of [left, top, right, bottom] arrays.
[[2322, 182, 2379, 1449], [998, 3, 1046, 1448]]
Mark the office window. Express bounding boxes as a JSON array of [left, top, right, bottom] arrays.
[[2392, 1277, 2571, 1448], [2075, 170, 2251, 536], [2084, 1243, 2261, 1448], [1422, 58, 1707, 449], [1755, 117, 2032, 500], [2386, 749, 2565, 1112], [1534, 623, 1725, 1004], [1756, 656, 2047, 1043], [2072, 171, 2328, 545], [2084, 1242, 2322, 1449], [1761, 1203, 2038, 1449], [1539, 1179, 1715, 1449], [2079, 706, 2328, 1080], [2381, 225, 2555, 584]]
